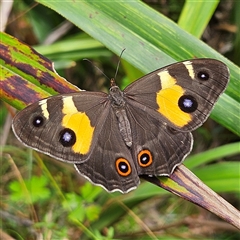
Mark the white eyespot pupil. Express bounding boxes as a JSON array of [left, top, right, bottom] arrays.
[[36, 119, 41, 124], [121, 164, 126, 170], [119, 162, 128, 173], [183, 98, 193, 108], [63, 132, 72, 142]]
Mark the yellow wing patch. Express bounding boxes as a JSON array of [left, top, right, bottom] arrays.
[[62, 96, 94, 155], [39, 99, 49, 119], [157, 70, 192, 127], [183, 61, 195, 80], [157, 70, 177, 89]]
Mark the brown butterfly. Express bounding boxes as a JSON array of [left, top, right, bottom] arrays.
[[12, 59, 229, 193]]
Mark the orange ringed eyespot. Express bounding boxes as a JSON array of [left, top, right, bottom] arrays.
[[115, 158, 131, 177], [138, 150, 153, 167]]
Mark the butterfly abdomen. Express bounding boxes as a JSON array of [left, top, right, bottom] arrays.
[[114, 108, 132, 147], [109, 85, 133, 147]]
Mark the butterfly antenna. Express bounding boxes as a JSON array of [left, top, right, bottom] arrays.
[[114, 48, 126, 81], [83, 58, 110, 81], [83, 49, 126, 87]]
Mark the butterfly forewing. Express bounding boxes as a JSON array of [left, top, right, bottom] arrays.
[[12, 92, 110, 163], [124, 59, 229, 132]]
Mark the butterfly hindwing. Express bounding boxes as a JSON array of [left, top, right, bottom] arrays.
[[75, 108, 140, 193], [125, 103, 193, 176]]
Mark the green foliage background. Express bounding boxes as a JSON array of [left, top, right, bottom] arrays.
[[1, 1, 239, 239]]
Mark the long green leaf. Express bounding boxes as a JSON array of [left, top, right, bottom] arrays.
[[36, 0, 240, 136], [0, 32, 79, 109]]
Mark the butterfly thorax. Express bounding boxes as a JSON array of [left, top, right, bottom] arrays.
[[109, 85, 132, 147], [109, 85, 125, 107]]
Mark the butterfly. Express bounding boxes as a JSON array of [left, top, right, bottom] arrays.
[[12, 58, 229, 193]]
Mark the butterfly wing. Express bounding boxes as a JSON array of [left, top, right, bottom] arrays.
[[12, 92, 111, 163], [12, 58, 229, 194], [124, 59, 230, 132], [122, 59, 229, 176], [125, 103, 192, 176], [13, 92, 140, 193], [75, 108, 140, 193]]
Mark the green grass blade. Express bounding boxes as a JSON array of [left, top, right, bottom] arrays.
[[186, 142, 240, 168], [194, 162, 240, 192], [178, 0, 219, 37]]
